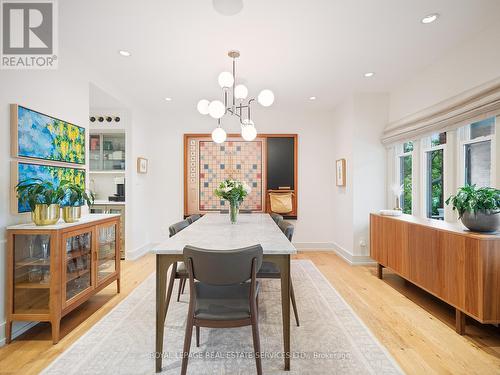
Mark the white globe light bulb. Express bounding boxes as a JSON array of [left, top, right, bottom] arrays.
[[197, 99, 210, 115], [258, 89, 274, 107], [208, 100, 225, 119], [241, 119, 257, 141], [212, 127, 227, 143], [234, 84, 248, 100], [218, 71, 234, 88]]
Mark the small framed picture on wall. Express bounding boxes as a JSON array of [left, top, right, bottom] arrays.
[[336, 158, 346, 186], [137, 157, 148, 174]]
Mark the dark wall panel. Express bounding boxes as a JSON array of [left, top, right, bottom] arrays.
[[266, 137, 294, 190]]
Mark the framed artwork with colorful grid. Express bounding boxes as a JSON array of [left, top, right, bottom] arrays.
[[184, 134, 298, 219]]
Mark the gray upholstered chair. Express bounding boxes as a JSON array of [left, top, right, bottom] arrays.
[[164, 220, 191, 318], [257, 220, 300, 326], [270, 213, 284, 225], [181, 245, 263, 375], [186, 214, 201, 224]]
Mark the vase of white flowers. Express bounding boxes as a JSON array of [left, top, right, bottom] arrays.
[[214, 179, 251, 224]]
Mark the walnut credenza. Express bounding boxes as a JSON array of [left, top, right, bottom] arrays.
[[370, 213, 500, 334], [5, 214, 121, 344]]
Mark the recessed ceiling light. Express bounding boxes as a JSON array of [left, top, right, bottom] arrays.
[[119, 50, 131, 57], [309, 96, 316, 100], [164, 97, 172, 102], [364, 72, 375, 78], [421, 13, 439, 24]]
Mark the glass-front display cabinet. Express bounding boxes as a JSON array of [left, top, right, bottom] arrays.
[[6, 215, 120, 345], [89, 133, 126, 171]]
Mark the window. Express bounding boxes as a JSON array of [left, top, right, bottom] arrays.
[[462, 117, 495, 187], [399, 142, 413, 214], [425, 133, 446, 220]]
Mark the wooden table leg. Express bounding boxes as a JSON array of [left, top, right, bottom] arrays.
[[156, 254, 175, 373], [377, 264, 384, 279], [274, 254, 291, 371], [455, 309, 466, 335]]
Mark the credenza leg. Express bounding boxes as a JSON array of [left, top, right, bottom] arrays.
[[455, 309, 466, 335], [51, 318, 61, 344], [377, 264, 384, 279], [5, 320, 12, 344]]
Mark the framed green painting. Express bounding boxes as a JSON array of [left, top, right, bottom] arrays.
[[11, 104, 85, 165], [11, 161, 86, 213]]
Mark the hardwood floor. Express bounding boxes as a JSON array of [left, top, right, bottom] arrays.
[[1, 251, 500, 374]]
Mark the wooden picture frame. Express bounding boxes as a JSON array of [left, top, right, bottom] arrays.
[[336, 158, 346, 186], [183, 134, 298, 219], [10, 104, 85, 165], [137, 157, 148, 174]]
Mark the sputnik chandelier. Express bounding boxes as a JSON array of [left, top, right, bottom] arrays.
[[197, 50, 274, 143]]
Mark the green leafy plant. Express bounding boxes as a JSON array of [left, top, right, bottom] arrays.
[[15, 178, 66, 211], [59, 180, 95, 207], [214, 179, 251, 205], [445, 185, 500, 219]]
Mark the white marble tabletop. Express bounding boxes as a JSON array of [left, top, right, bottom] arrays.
[[153, 213, 297, 255]]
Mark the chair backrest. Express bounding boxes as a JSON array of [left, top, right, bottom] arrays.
[[278, 220, 294, 242], [186, 214, 201, 224], [271, 213, 284, 225], [183, 245, 263, 285], [169, 219, 190, 237]]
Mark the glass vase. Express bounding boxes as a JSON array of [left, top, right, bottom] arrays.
[[229, 201, 239, 224]]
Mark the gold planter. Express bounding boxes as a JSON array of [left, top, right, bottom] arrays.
[[32, 204, 60, 226], [62, 206, 82, 223]]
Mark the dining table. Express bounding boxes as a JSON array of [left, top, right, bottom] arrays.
[[153, 213, 297, 372]]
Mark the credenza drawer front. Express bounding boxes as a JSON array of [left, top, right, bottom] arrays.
[[408, 226, 441, 295]]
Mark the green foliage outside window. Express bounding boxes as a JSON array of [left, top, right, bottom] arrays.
[[400, 155, 412, 214], [428, 149, 444, 216]]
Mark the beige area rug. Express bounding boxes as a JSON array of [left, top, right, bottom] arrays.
[[41, 260, 403, 374]]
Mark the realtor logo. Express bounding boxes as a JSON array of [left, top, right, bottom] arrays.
[[1, 0, 58, 69]]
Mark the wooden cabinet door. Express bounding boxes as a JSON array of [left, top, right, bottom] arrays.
[[95, 221, 118, 287], [61, 226, 95, 309], [385, 219, 408, 275], [370, 214, 386, 264], [407, 226, 442, 295]]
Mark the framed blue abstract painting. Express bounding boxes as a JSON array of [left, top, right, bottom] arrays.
[[11, 104, 85, 165], [12, 161, 86, 213]]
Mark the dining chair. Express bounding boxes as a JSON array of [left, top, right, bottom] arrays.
[[186, 214, 201, 224], [164, 220, 190, 320], [257, 220, 300, 326], [270, 213, 284, 225], [181, 245, 263, 375]]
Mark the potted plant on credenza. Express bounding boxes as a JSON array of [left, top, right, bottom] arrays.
[[15, 178, 65, 225], [60, 181, 95, 223], [446, 185, 500, 232]]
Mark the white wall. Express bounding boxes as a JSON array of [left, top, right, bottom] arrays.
[[331, 93, 389, 261], [142, 108, 337, 247], [389, 22, 500, 123]]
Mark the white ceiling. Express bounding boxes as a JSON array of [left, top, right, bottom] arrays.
[[61, 0, 500, 114]]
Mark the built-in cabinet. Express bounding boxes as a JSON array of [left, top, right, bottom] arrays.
[[5, 215, 120, 344], [89, 133, 126, 172]]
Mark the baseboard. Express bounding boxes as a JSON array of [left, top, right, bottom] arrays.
[[0, 320, 38, 347], [331, 242, 377, 266], [293, 242, 337, 251], [126, 242, 157, 261]]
